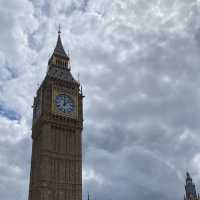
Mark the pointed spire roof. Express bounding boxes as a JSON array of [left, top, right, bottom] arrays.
[[185, 172, 198, 199], [47, 27, 80, 85], [53, 27, 69, 59]]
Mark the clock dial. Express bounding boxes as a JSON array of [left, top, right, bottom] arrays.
[[55, 94, 75, 113]]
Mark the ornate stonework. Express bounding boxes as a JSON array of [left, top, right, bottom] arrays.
[[184, 172, 200, 200], [28, 30, 83, 200]]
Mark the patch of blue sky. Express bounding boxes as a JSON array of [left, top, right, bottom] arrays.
[[0, 104, 21, 121]]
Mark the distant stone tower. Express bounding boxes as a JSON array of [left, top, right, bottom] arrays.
[[184, 172, 200, 200], [28, 29, 84, 200]]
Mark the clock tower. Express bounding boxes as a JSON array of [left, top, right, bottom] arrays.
[[28, 29, 83, 200]]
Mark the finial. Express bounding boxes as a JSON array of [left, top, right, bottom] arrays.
[[58, 24, 61, 35]]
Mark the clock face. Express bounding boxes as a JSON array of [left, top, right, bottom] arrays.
[[55, 94, 75, 113]]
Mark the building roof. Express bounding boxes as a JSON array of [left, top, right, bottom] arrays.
[[53, 31, 69, 59]]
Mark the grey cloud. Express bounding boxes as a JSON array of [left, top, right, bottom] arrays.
[[1, 0, 200, 200], [0, 137, 31, 200]]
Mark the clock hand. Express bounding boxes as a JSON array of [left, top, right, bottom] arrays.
[[63, 98, 67, 106]]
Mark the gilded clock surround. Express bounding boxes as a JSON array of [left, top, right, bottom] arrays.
[[52, 86, 78, 119]]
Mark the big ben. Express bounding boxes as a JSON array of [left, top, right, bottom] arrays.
[[28, 29, 83, 200]]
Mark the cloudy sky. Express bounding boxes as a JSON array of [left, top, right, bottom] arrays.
[[1, 0, 200, 199]]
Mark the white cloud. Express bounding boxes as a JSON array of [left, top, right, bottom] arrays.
[[0, 116, 29, 142], [1, 0, 200, 200]]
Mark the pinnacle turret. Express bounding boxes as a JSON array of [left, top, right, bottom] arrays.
[[185, 172, 198, 200]]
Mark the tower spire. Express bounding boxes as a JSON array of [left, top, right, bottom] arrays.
[[47, 28, 79, 83], [58, 24, 61, 35], [53, 26, 69, 59]]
